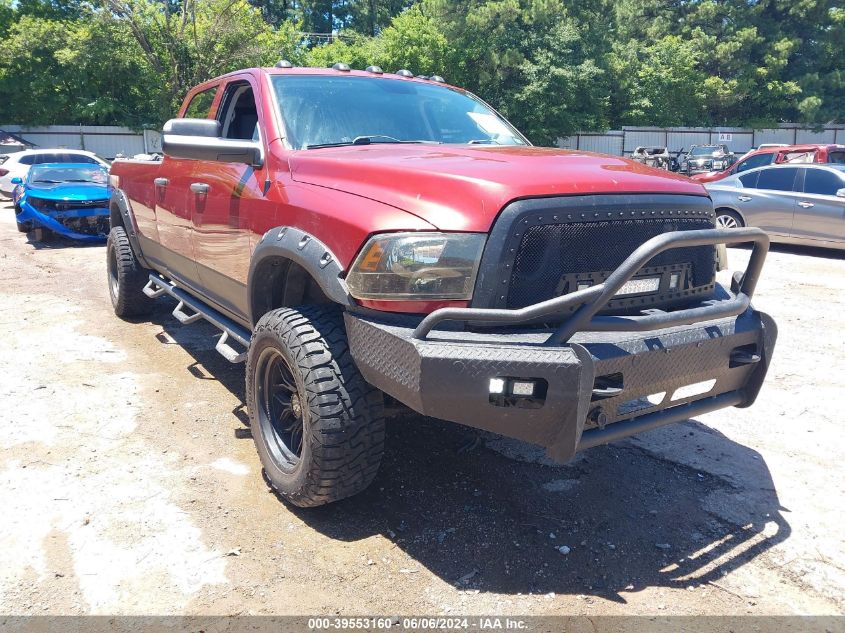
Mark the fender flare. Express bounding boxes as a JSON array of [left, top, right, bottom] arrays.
[[110, 189, 152, 269], [247, 226, 353, 324]]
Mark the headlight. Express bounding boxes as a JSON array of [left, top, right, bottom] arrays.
[[346, 232, 486, 300]]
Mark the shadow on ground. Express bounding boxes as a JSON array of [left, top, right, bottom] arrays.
[[22, 231, 105, 250], [733, 241, 845, 260], [148, 297, 790, 603]]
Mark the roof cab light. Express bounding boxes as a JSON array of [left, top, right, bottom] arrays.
[[346, 232, 486, 301], [365, 65, 384, 74], [395, 69, 414, 78], [332, 62, 351, 72], [275, 59, 293, 68]]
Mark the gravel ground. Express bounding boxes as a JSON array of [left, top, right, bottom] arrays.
[[0, 200, 843, 617]]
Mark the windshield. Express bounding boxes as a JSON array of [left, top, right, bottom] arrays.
[[689, 146, 716, 156], [28, 165, 108, 184], [272, 75, 528, 150]]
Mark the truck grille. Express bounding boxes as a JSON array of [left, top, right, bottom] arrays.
[[508, 217, 715, 309], [472, 194, 718, 316]]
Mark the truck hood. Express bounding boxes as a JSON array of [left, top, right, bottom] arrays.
[[289, 145, 707, 232], [26, 182, 110, 202]]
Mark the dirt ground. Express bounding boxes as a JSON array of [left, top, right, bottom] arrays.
[[0, 199, 843, 617]]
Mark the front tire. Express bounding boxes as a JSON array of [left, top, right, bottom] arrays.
[[107, 226, 153, 317], [247, 306, 385, 507]]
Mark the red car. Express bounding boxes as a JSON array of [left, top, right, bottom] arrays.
[[692, 143, 845, 183], [106, 65, 776, 506]]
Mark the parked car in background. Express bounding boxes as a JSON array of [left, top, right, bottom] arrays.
[[0, 149, 109, 197], [693, 144, 845, 183], [630, 146, 679, 171], [12, 163, 111, 241], [679, 144, 737, 175], [706, 163, 845, 249]]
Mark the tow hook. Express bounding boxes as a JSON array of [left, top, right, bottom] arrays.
[[589, 407, 609, 429]]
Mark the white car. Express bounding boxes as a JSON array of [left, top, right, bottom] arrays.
[[0, 149, 110, 197]]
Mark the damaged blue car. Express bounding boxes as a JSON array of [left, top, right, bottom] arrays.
[[12, 163, 111, 241]]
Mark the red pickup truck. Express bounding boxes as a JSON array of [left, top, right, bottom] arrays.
[[692, 144, 845, 183], [107, 64, 777, 507]]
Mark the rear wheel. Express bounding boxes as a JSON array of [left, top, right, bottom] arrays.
[[715, 209, 744, 229], [247, 306, 385, 507], [107, 226, 153, 317]]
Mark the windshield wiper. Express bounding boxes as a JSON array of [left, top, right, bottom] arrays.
[[353, 135, 401, 144], [33, 179, 62, 183], [305, 137, 442, 149], [467, 139, 500, 145]]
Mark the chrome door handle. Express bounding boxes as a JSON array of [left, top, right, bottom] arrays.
[[190, 182, 210, 195], [737, 195, 752, 202], [153, 177, 169, 187], [798, 201, 814, 208]]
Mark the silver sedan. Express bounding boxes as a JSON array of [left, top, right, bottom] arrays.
[[706, 163, 845, 250]]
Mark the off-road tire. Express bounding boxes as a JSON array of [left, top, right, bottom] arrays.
[[107, 226, 153, 317], [247, 306, 385, 507]]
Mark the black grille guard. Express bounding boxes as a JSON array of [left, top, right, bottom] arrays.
[[412, 227, 769, 343]]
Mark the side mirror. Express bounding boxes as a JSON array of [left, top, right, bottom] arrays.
[[10, 177, 22, 185], [161, 118, 263, 167], [836, 188, 845, 198]]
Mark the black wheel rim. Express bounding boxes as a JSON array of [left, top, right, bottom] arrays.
[[256, 347, 305, 470], [108, 245, 120, 300]]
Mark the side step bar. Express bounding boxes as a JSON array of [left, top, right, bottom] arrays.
[[143, 274, 251, 363]]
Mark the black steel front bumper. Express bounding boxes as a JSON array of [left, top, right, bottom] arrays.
[[345, 228, 777, 462]]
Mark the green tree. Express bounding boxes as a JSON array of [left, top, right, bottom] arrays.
[[612, 35, 707, 127], [0, 12, 161, 125], [374, 4, 453, 73], [423, 0, 609, 143], [347, 0, 409, 36], [103, 0, 304, 116], [0, 0, 14, 37], [2, 0, 844, 133], [305, 5, 452, 75]]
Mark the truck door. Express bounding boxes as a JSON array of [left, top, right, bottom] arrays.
[[189, 76, 268, 320], [153, 86, 219, 284], [791, 167, 845, 243]]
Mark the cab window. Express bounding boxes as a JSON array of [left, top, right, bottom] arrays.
[[735, 152, 773, 174], [828, 151, 845, 165], [217, 81, 259, 141], [184, 87, 218, 119], [783, 151, 815, 163]]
